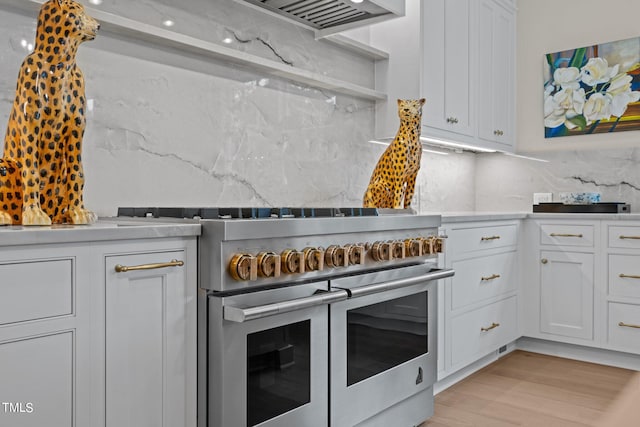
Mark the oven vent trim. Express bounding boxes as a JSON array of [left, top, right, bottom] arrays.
[[234, 0, 405, 38]]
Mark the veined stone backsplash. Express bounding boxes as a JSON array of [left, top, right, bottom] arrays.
[[476, 148, 640, 213], [5, 1, 636, 217]]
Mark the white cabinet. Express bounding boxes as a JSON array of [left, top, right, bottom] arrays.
[[603, 223, 640, 355], [523, 220, 600, 347], [477, 0, 516, 149], [0, 234, 197, 427], [422, 0, 476, 139], [539, 250, 594, 340], [105, 250, 195, 427], [439, 220, 520, 378], [370, 0, 516, 152]]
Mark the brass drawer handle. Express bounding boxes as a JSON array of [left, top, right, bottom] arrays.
[[481, 274, 501, 281], [550, 233, 583, 238], [480, 322, 500, 332], [619, 235, 640, 240], [619, 274, 640, 280], [115, 259, 184, 273], [481, 235, 501, 241], [618, 322, 640, 329]]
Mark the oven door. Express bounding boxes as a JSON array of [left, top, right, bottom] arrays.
[[207, 281, 347, 427], [330, 264, 453, 427]]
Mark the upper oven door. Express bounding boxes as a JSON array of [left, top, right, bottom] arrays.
[[329, 264, 453, 427], [207, 281, 347, 427]]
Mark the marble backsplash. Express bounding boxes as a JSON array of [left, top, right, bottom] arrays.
[[476, 148, 640, 213], [5, 1, 636, 217]]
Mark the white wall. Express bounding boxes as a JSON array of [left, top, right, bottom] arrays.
[[517, 0, 640, 153]]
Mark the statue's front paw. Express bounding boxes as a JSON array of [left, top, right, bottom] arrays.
[[0, 211, 12, 226], [68, 207, 97, 225], [22, 206, 52, 226]]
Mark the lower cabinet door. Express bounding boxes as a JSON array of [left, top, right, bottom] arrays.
[[0, 332, 73, 427], [450, 296, 518, 369], [539, 251, 594, 340], [105, 251, 190, 427]]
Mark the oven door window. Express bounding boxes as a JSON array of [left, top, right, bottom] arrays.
[[246, 320, 311, 426], [347, 291, 428, 386]]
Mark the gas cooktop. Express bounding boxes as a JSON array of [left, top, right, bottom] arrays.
[[117, 206, 381, 219]]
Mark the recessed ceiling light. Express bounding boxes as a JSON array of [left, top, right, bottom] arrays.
[[162, 19, 175, 27], [351, 0, 364, 3], [222, 37, 233, 44], [88, 0, 102, 4]]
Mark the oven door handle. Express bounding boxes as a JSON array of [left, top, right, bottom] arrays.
[[344, 268, 454, 299], [223, 289, 349, 323]]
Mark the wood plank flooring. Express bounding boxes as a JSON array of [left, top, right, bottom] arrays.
[[421, 350, 638, 427]]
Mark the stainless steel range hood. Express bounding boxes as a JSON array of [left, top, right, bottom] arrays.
[[235, 0, 405, 38]]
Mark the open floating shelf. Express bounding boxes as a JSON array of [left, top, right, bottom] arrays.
[[0, 0, 386, 101]]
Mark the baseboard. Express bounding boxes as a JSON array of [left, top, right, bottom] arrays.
[[434, 342, 517, 395], [516, 337, 640, 371], [435, 338, 640, 395]]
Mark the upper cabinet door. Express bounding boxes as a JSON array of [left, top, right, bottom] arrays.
[[477, 0, 516, 150], [422, 0, 476, 139]]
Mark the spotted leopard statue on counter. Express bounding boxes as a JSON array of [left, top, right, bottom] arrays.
[[363, 98, 426, 209], [0, 0, 99, 226]]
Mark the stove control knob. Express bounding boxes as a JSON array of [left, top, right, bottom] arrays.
[[256, 251, 281, 278], [345, 244, 365, 265], [303, 247, 324, 271], [421, 237, 436, 255], [325, 245, 348, 268], [281, 249, 305, 274], [370, 241, 393, 261], [228, 253, 258, 281], [391, 240, 406, 259], [405, 239, 423, 257]]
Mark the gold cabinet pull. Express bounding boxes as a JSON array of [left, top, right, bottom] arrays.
[[481, 235, 500, 241], [550, 233, 583, 238], [541, 258, 548, 264], [619, 274, 640, 280], [115, 259, 184, 273], [620, 235, 640, 240], [618, 322, 640, 329], [481, 274, 501, 281], [480, 322, 500, 332]]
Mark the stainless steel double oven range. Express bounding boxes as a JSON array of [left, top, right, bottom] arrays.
[[118, 207, 454, 427]]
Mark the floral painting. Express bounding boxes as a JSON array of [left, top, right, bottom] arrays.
[[544, 37, 640, 138]]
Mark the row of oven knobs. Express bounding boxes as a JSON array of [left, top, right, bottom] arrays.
[[228, 236, 444, 281]]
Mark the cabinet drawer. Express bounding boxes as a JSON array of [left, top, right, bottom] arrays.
[[451, 251, 517, 310], [608, 302, 640, 354], [0, 259, 73, 325], [608, 254, 640, 299], [448, 224, 517, 258], [450, 296, 518, 368], [608, 226, 640, 249], [540, 224, 594, 247]]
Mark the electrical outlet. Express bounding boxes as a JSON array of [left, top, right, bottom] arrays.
[[498, 345, 507, 354], [533, 193, 552, 204]]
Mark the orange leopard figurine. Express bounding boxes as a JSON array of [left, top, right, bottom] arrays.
[[0, 0, 99, 226], [363, 98, 425, 209]]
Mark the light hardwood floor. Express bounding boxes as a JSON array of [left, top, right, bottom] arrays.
[[421, 350, 638, 427]]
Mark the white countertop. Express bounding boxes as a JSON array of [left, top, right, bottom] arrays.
[[436, 211, 640, 223], [0, 218, 201, 247]]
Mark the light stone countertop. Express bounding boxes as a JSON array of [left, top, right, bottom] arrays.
[[436, 212, 640, 223], [0, 218, 201, 247]]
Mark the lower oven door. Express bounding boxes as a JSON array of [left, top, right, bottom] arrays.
[[207, 281, 347, 427], [330, 264, 454, 427]]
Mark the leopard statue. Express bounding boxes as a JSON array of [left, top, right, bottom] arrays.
[[363, 98, 426, 209], [0, 0, 99, 226]]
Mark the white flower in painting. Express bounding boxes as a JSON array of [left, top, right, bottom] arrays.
[[606, 72, 640, 117], [583, 92, 612, 124], [553, 67, 581, 90], [580, 57, 619, 86], [544, 87, 586, 128]]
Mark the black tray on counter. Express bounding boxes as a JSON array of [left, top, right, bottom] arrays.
[[533, 202, 630, 213]]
